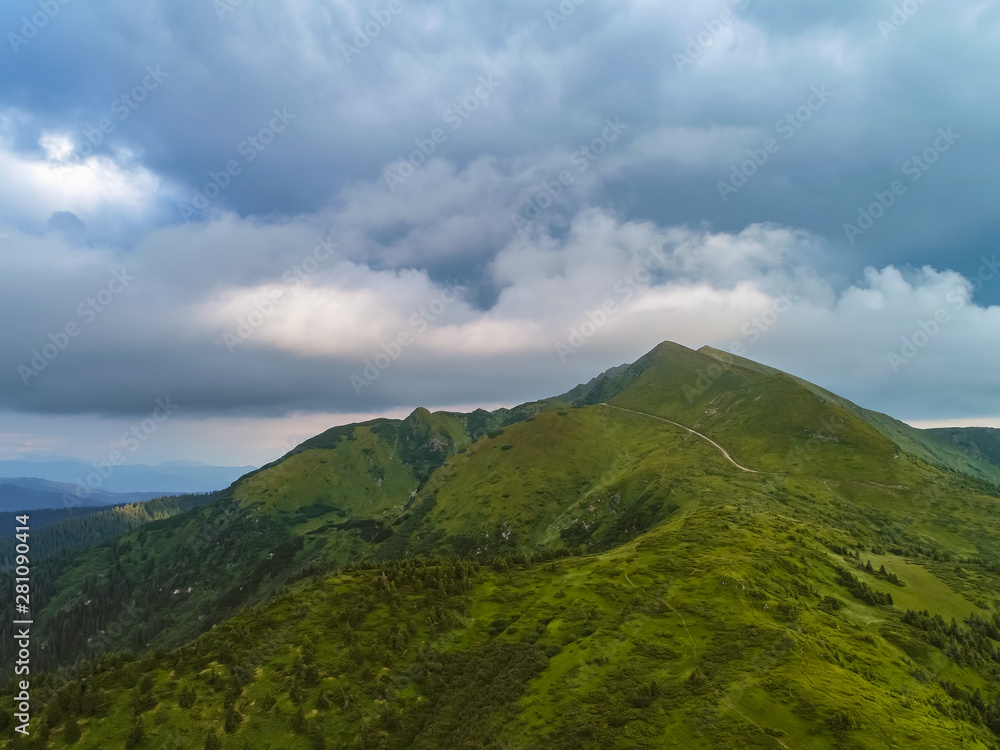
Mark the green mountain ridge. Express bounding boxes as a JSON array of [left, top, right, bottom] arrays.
[[696, 345, 1000, 486], [927, 427, 1000, 474], [4, 341, 1000, 749]]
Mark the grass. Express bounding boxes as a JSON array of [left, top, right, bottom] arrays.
[[8, 471, 1000, 748]]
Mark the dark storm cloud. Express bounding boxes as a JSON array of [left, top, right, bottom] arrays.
[[0, 0, 999, 438], [2, 0, 996, 275]]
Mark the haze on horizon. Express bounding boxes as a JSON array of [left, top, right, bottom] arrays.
[[1, 0, 999, 466]]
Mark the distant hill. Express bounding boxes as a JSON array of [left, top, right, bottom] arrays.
[[0, 477, 164, 512], [0, 505, 110, 538], [697, 345, 1000, 486], [0, 459, 256, 494], [926, 426, 1000, 473], [0, 493, 218, 568], [0, 477, 184, 539]]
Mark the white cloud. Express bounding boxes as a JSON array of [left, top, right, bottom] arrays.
[[170, 207, 997, 429], [193, 262, 473, 357], [0, 125, 162, 232], [2, 195, 999, 460]]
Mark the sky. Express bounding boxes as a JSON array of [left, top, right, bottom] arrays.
[[1, 0, 999, 467]]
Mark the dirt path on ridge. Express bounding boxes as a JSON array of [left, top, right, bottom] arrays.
[[599, 403, 759, 474]]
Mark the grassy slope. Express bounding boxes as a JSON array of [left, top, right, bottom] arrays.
[[0, 402, 555, 680], [0, 414, 460, 679], [600, 343, 909, 482], [698, 345, 1000, 486], [395, 405, 727, 559], [7, 460, 1000, 749], [928, 427, 1000, 474]]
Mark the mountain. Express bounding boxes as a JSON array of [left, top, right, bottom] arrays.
[[0, 477, 165, 512], [696, 345, 1000, 486], [0, 494, 218, 568], [0, 459, 257, 494], [0, 505, 110, 540], [926, 426, 1000, 474], [5, 341, 1000, 749]]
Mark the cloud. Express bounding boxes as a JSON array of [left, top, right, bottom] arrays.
[[2, 0, 1000, 463], [0, 0, 995, 271], [1, 202, 997, 429], [0, 125, 163, 239], [724, 262, 1000, 418]]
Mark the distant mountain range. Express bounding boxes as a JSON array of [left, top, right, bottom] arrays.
[[0, 476, 164, 511], [0, 476, 210, 539], [0, 458, 256, 497]]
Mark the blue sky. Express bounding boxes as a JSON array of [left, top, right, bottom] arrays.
[[1, 0, 999, 466]]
